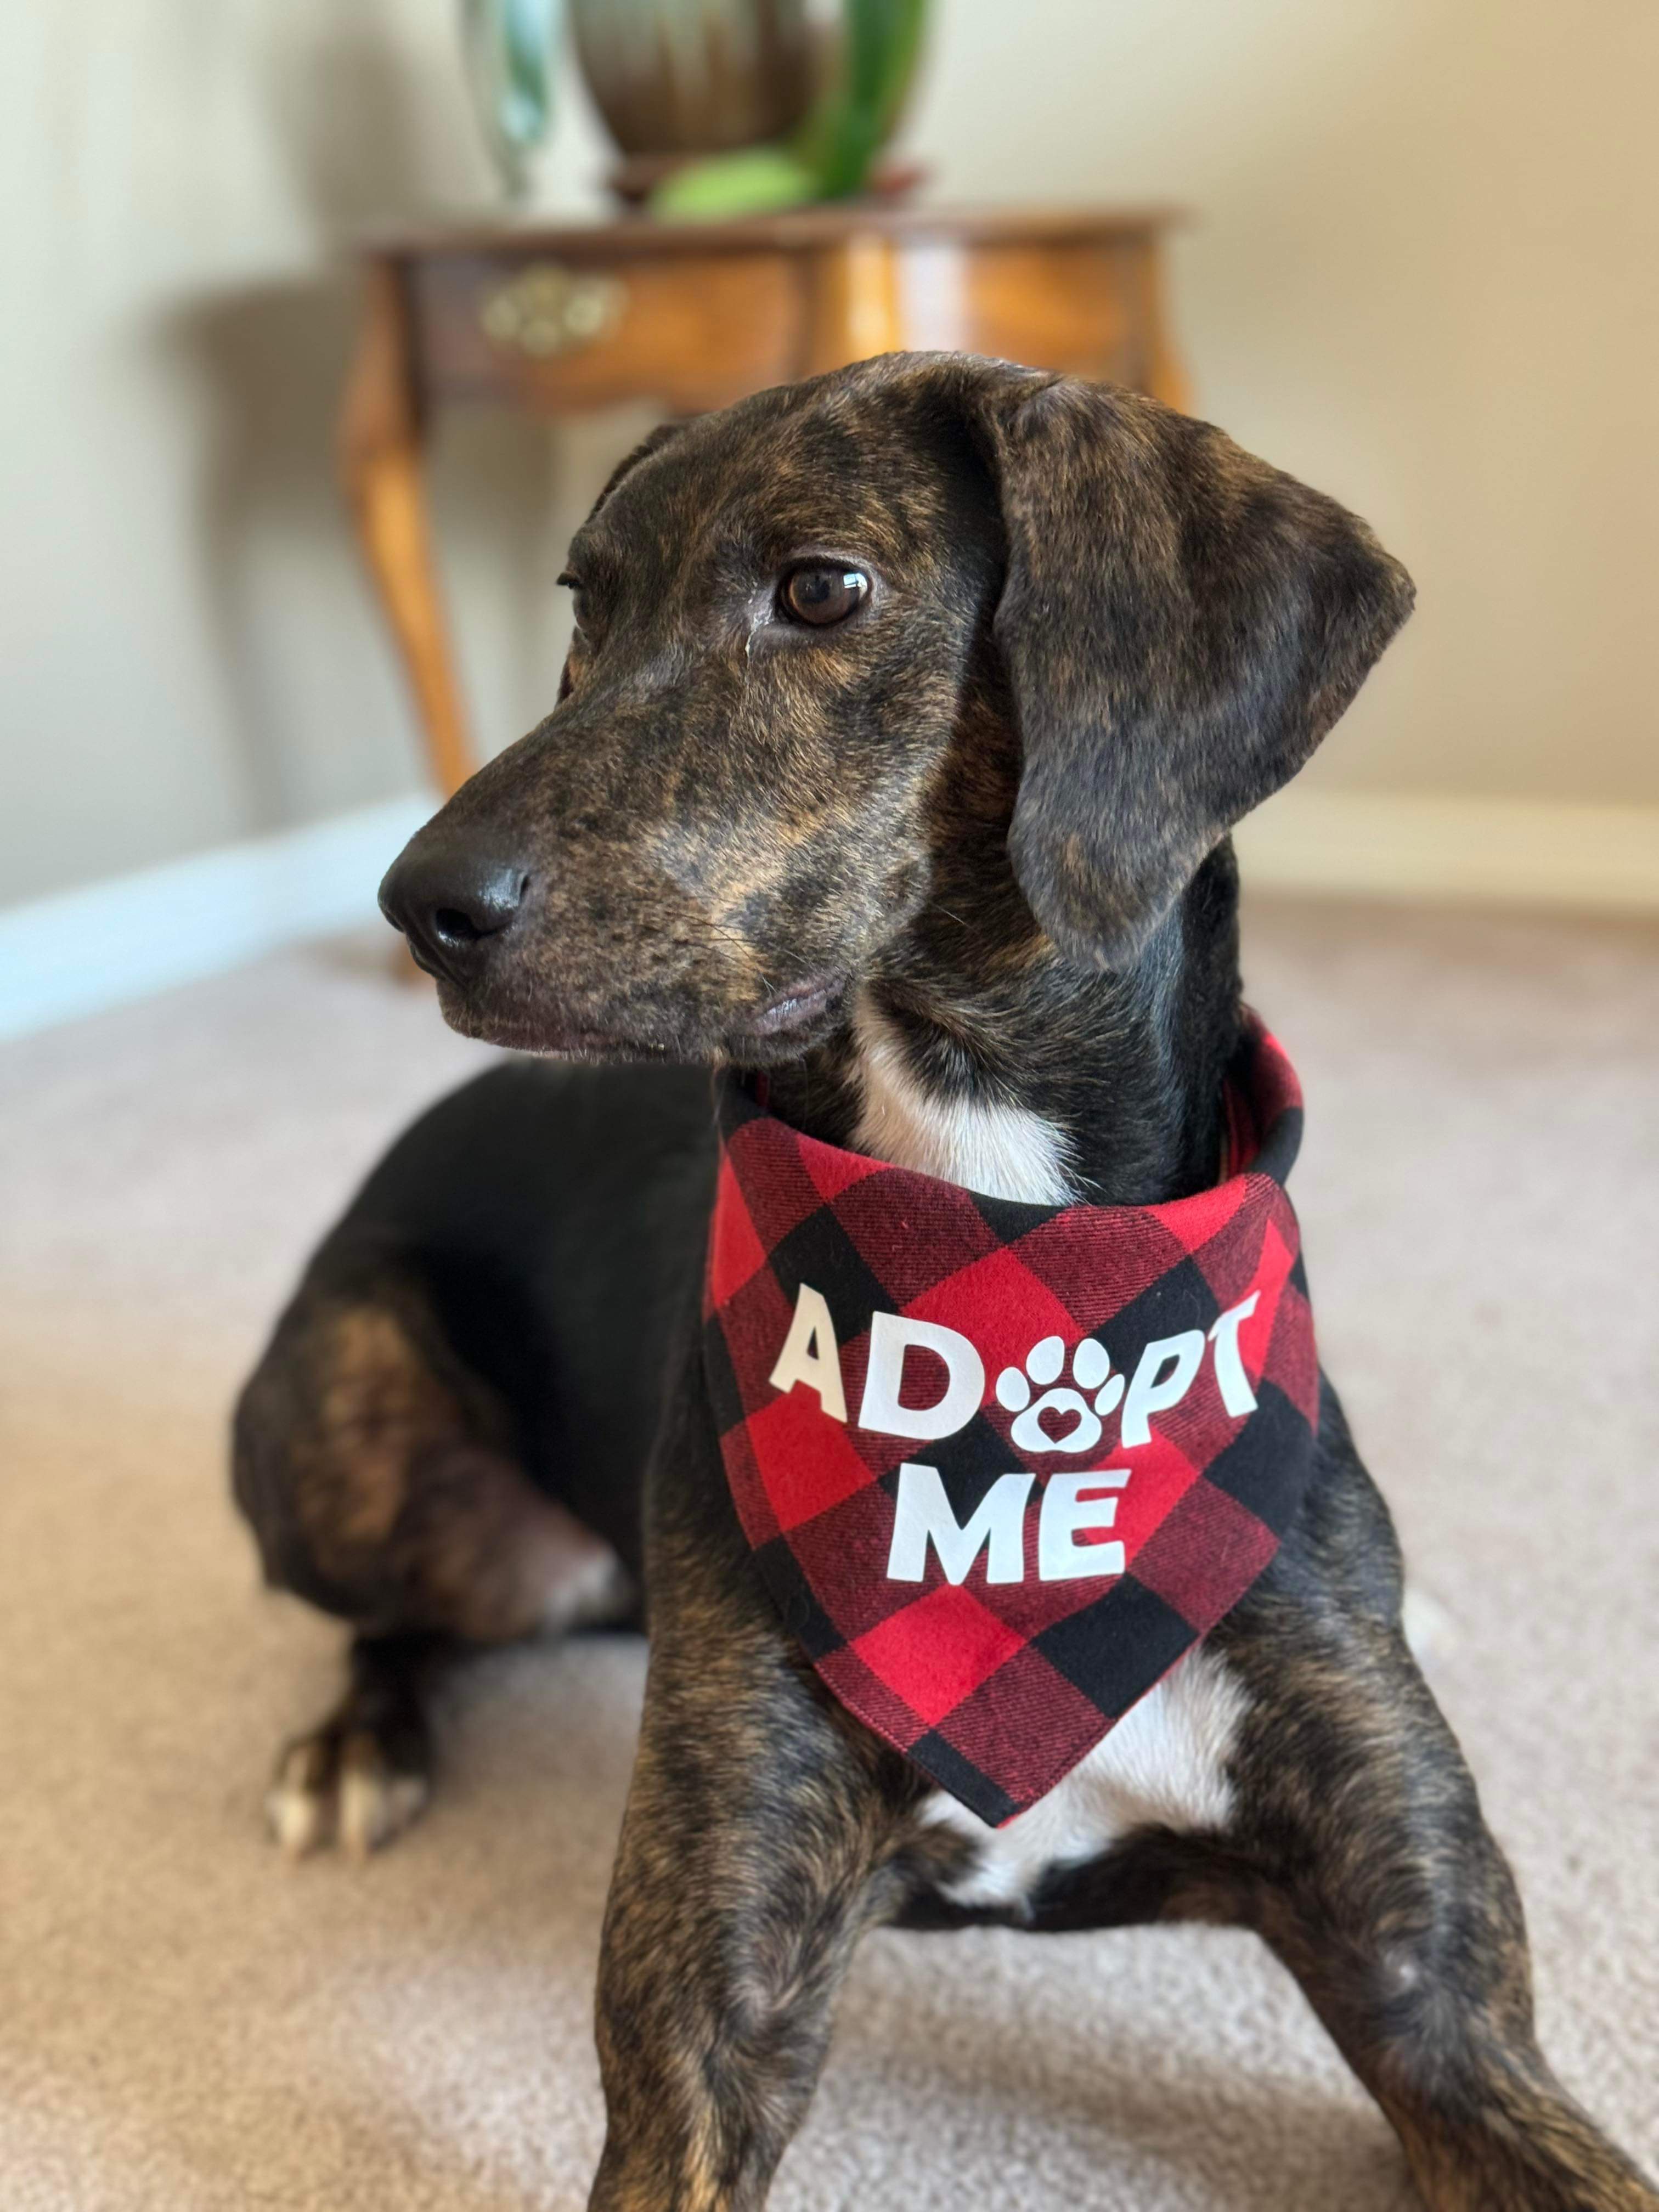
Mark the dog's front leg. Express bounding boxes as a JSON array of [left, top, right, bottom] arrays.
[[588, 1412, 916, 2211], [589, 1629, 905, 2212], [1223, 1601, 1657, 2211]]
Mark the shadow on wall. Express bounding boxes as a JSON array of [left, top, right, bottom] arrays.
[[155, 13, 595, 836], [262, 8, 460, 230]]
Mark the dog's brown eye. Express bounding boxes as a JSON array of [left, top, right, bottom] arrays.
[[780, 564, 869, 627]]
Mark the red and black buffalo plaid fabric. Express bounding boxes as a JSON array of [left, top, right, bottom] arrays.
[[703, 1017, 1318, 1827]]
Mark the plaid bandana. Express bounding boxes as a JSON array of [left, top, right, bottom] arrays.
[[702, 1018, 1318, 1827]]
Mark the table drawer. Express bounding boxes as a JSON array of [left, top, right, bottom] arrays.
[[408, 249, 805, 415], [893, 240, 1147, 386]]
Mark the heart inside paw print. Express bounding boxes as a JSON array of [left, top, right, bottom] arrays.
[[994, 1334, 1125, 1454]]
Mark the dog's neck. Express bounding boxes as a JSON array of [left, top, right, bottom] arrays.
[[757, 848, 1244, 1210]]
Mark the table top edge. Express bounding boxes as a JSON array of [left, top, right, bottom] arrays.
[[358, 202, 1189, 262]]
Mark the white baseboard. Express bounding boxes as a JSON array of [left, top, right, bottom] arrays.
[[2, 788, 1655, 1046], [1236, 790, 1659, 913], [0, 794, 435, 1044]]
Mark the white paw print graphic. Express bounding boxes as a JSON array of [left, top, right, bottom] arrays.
[[995, 1335, 1125, 1455]]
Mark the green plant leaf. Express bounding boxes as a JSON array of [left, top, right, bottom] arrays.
[[800, 0, 928, 200], [650, 145, 821, 221]]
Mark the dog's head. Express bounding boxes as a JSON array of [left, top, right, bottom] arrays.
[[380, 353, 1412, 1060]]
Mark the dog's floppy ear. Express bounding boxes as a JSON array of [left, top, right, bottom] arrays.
[[949, 363, 1414, 969]]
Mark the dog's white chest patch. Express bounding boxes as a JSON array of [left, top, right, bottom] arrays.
[[851, 995, 1077, 1205], [920, 1643, 1249, 1909]]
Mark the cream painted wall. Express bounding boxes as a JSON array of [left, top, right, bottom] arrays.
[[919, 0, 1659, 815], [1, 0, 617, 908], [3, 0, 1656, 909]]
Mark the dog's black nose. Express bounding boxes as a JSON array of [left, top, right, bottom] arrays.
[[378, 839, 528, 981]]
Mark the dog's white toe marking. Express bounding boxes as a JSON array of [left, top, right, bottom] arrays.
[[266, 1729, 429, 1861], [266, 1748, 335, 1860], [336, 1753, 429, 1862]]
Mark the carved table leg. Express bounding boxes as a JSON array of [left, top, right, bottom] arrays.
[[338, 260, 475, 797]]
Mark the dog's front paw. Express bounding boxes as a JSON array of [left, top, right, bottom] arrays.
[[266, 1722, 430, 1862]]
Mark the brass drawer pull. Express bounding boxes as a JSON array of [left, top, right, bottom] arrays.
[[480, 263, 626, 357]]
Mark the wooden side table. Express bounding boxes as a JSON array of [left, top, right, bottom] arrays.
[[340, 206, 1187, 794]]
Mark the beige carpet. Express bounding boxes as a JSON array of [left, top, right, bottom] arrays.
[[2, 899, 1655, 2211]]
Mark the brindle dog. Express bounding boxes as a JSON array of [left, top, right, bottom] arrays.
[[234, 353, 1656, 2211]]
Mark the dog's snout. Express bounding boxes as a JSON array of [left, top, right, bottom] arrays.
[[379, 839, 528, 982]]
